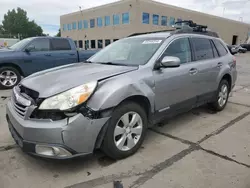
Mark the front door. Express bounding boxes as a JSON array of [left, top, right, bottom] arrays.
[[154, 37, 199, 118], [22, 38, 54, 75]]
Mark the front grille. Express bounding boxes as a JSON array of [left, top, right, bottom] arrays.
[[11, 96, 28, 118]]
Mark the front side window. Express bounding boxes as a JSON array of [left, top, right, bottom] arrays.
[[105, 39, 111, 46], [97, 17, 103, 27], [91, 40, 96, 48], [113, 14, 120, 25], [98, 40, 103, 48], [142, 12, 150, 24], [191, 38, 213, 61], [89, 38, 165, 66], [105, 16, 110, 26], [161, 16, 167, 26], [72, 22, 77, 30], [51, 39, 71, 51], [153, 14, 159, 25], [78, 21, 82, 30], [122, 12, 129, 24], [169, 17, 175, 26], [213, 39, 228, 56], [162, 38, 191, 64], [84, 20, 88, 28], [90, 19, 95, 28], [26, 39, 50, 52]]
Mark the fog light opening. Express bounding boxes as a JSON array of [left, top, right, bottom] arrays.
[[35, 145, 72, 157]]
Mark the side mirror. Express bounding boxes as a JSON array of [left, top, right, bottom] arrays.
[[25, 45, 35, 52], [160, 56, 181, 68]]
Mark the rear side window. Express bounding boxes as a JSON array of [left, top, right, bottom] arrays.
[[191, 38, 213, 61], [162, 38, 191, 64], [51, 39, 71, 51], [213, 39, 228, 56]]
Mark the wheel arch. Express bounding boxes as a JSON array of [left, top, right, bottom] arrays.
[[0, 63, 24, 76], [221, 73, 232, 92]]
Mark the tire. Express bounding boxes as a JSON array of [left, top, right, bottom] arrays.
[[0, 66, 21, 89], [101, 102, 147, 160], [208, 79, 230, 111]]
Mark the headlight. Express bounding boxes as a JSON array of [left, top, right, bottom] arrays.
[[39, 81, 97, 110]]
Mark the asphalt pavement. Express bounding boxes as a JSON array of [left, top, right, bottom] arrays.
[[0, 53, 250, 188]]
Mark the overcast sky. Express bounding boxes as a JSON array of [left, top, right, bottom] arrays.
[[0, 0, 250, 36]]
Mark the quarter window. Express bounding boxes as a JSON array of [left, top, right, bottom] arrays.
[[97, 17, 103, 27], [213, 39, 228, 56], [161, 16, 167, 26], [142, 13, 150, 24], [153, 14, 159, 25], [211, 40, 219, 58], [163, 38, 191, 64], [105, 16, 110, 26], [90, 19, 95, 28], [113, 14, 120, 25], [27, 39, 50, 52], [51, 39, 71, 51], [191, 38, 214, 61], [122, 12, 129, 24]]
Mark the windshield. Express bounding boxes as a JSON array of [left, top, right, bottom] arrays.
[[89, 37, 165, 66], [9, 38, 32, 50]]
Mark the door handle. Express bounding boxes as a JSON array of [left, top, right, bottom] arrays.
[[189, 68, 198, 75], [69, 53, 75, 56], [44, 54, 51, 56], [217, 62, 223, 68]]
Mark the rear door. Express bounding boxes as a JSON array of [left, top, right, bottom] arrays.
[[190, 37, 218, 101], [22, 38, 54, 75], [50, 38, 78, 67]]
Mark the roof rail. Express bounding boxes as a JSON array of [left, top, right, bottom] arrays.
[[128, 20, 219, 38]]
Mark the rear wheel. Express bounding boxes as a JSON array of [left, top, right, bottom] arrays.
[[208, 79, 229, 111], [0, 67, 21, 89], [101, 102, 147, 159]]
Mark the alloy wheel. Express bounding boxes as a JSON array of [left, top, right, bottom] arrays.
[[0, 70, 18, 87]]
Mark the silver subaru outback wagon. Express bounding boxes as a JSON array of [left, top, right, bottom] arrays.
[[6, 30, 237, 159]]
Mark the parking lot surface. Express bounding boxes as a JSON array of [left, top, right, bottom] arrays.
[[1, 53, 250, 188]]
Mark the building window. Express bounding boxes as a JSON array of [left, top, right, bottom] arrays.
[[97, 17, 103, 27], [169, 17, 175, 26], [98, 40, 103, 48], [113, 39, 119, 42], [90, 19, 95, 28], [85, 40, 89, 50], [78, 21, 82, 30], [63, 24, 67, 31], [113, 14, 120, 25], [153, 14, 159, 25], [78, 40, 83, 48], [161, 16, 167, 26], [142, 12, 150, 24], [105, 16, 110, 26], [84, 20, 88, 28], [72, 22, 77, 30], [67, 23, 72, 30], [122, 12, 129, 24], [177, 18, 182, 25], [91, 40, 96, 48], [105, 39, 111, 46]]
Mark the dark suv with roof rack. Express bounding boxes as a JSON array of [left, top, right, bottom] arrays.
[[6, 21, 237, 160]]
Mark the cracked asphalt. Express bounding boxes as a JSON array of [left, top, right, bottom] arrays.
[[1, 53, 250, 188]]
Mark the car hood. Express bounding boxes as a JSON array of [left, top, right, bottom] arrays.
[[21, 63, 138, 98], [0, 48, 15, 56]]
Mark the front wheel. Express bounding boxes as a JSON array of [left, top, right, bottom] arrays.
[[0, 67, 21, 89], [101, 102, 147, 160], [208, 79, 229, 111]]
